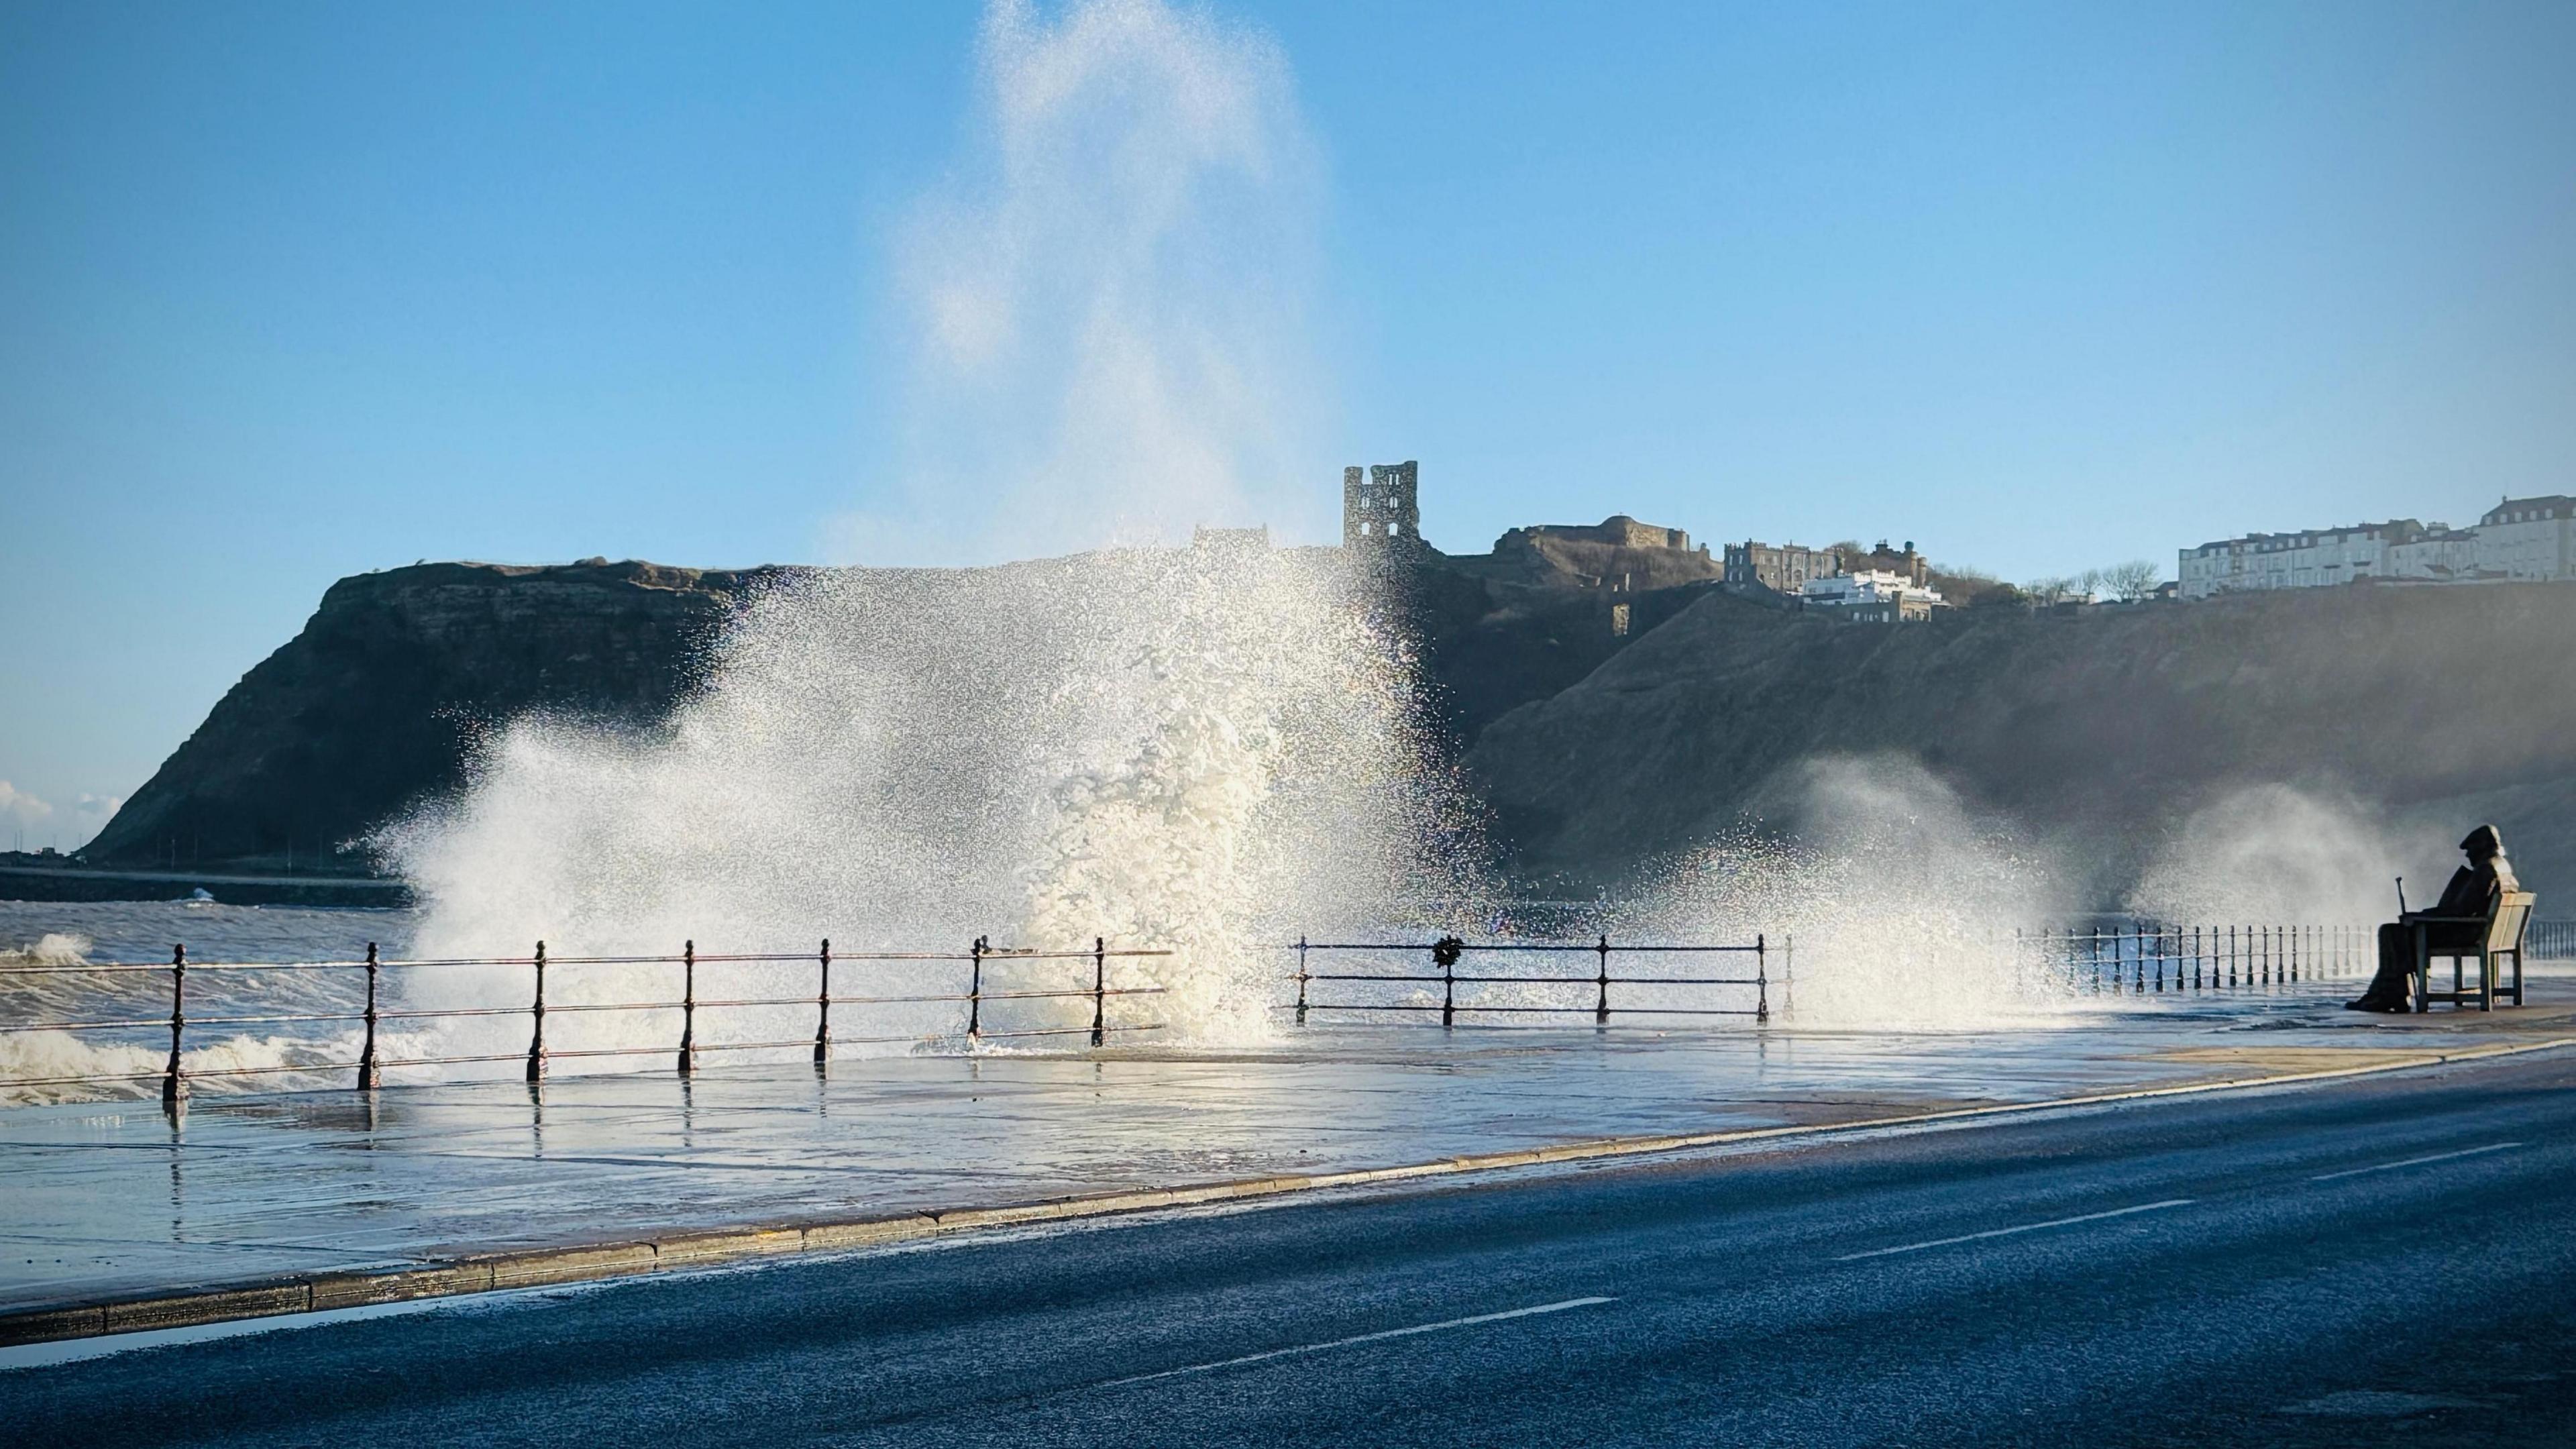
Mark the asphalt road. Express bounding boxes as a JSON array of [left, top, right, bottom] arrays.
[[7, 1049, 2574, 1447]]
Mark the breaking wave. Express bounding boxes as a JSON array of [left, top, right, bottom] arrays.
[[378, 547, 1481, 1065], [1625, 755, 2078, 1028]]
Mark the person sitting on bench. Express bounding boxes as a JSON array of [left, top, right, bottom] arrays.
[[2347, 824, 2518, 1012]]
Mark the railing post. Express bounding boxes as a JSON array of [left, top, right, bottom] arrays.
[[1295, 935, 1309, 1025], [813, 938, 832, 1073], [1595, 934, 1611, 1026], [678, 939, 698, 1077], [1090, 936, 1107, 1048], [357, 942, 381, 1091], [2192, 925, 2202, 991], [1755, 933, 1769, 1023], [1441, 942, 1456, 1030], [967, 936, 985, 1042], [2134, 924, 2145, 994], [525, 941, 547, 1082], [160, 944, 188, 1107], [1783, 932, 1794, 1016]]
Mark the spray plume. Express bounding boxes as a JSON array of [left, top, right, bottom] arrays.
[[379, 1, 1481, 1061]]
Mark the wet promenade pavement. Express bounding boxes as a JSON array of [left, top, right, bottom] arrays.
[[4, 982, 2569, 1315]]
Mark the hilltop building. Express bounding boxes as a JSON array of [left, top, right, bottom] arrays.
[[1801, 568, 1945, 623], [1498, 517, 1701, 555], [2477, 494, 2576, 580], [2178, 495, 2575, 598], [1723, 537, 1931, 594], [1723, 540, 1843, 594], [1342, 461, 1421, 551], [1854, 540, 1931, 587]]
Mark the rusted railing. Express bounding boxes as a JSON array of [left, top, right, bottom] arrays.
[[1283, 935, 1781, 1026], [0, 936, 1169, 1105]]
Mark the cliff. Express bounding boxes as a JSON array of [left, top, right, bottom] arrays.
[[1466, 583, 2576, 898], [83, 560, 790, 871], [76, 556, 2576, 910]]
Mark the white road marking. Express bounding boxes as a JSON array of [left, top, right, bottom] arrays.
[[1098, 1296, 1618, 1389], [2310, 1142, 2524, 1182], [1835, 1199, 2197, 1262]]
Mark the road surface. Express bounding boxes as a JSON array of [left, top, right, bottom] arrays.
[[6, 1048, 2572, 1446]]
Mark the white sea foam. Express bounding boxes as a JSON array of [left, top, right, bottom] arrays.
[[0, 903, 419, 1102], [0, 932, 92, 967]]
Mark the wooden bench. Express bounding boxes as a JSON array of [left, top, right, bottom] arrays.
[[2411, 890, 2534, 1012]]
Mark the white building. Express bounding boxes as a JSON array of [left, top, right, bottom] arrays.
[[2382, 526, 2480, 584], [2176, 494, 2576, 599], [2475, 494, 2576, 582], [1801, 569, 1945, 621], [2176, 521, 2414, 599]]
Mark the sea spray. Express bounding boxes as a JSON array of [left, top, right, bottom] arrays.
[[369, 0, 1409, 1066], [381, 544, 1480, 1060], [1626, 755, 2077, 1026], [2125, 783, 2421, 928], [849, 0, 1328, 561]]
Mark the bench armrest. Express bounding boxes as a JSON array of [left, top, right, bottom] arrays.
[[2406, 915, 2491, 926]]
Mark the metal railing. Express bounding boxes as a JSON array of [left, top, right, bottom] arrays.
[[0, 935, 1169, 1104], [1283, 934, 1781, 1026], [2015, 924, 2369, 994], [2527, 920, 2575, 961]]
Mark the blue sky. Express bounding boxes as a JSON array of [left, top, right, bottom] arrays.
[[3, 0, 2571, 847]]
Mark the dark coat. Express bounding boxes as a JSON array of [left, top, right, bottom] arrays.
[[2411, 853, 2518, 948]]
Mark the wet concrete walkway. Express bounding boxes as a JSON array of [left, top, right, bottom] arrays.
[[4, 983, 2569, 1313]]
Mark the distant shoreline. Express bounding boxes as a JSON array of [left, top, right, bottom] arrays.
[[0, 864, 411, 908]]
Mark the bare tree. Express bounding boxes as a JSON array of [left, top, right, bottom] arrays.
[[2102, 559, 2163, 601]]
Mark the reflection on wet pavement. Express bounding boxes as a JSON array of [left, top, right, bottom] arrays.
[[2, 981, 2565, 1312]]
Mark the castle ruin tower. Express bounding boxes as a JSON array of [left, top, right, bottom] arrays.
[[1342, 460, 1421, 551]]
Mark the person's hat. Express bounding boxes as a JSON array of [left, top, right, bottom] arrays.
[[2460, 824, 2504, 854]]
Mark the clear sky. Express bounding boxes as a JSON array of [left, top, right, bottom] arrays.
[[3, 0, 2572, 848]]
